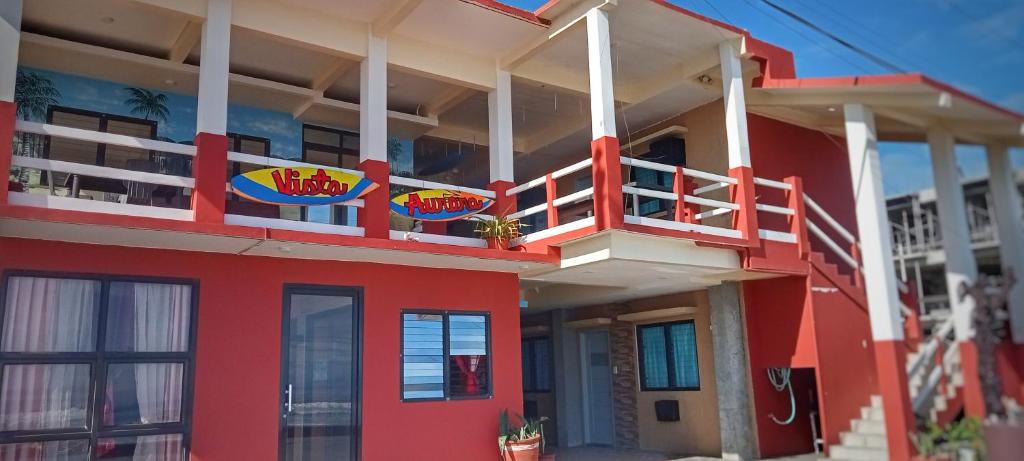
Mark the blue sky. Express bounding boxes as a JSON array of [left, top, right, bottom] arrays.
[[507, 0, 1024, 196]]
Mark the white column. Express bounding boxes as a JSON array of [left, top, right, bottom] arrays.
[[359, 31, 387, 163], [488, 67, 513, 183], [987, 144, 1024, 343], [195, 0, 231, 135], [585, 8, 615, 140], [844, 103, 904, 341], [720, 39, 751, 169], [929, 126, 978, 341], [0, 0, 22, 102]]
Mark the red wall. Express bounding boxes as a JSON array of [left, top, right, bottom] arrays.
[[808, 266, 878, 451], [0, 237, 523, 461], [747, 113, 859, 273]]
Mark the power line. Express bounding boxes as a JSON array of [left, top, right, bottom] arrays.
[[760, 0, 907, 74], [737, 0, 876, 75]]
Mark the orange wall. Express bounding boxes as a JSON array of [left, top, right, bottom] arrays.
[[0, 237, 523, 461]]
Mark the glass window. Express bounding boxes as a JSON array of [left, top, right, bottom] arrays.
[[0, 275, 195, 460], [521, 337, 551, 393], [401, 311, 490, 401], [637, 320, 700, 391]]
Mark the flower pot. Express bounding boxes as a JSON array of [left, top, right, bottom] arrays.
[[486, 237, 508, 250], [501, 435, 540, 461], [984, 421, 1024, 461]]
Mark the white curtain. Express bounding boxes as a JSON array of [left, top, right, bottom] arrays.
[[130, 283, 190, 461], [0, 277, 99, 461]]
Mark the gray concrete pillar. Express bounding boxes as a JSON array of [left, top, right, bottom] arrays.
[[709, 282, 760, 460]]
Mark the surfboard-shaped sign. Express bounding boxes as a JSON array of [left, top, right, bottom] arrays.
[[230, 167, 378, 206], [390, 189, 494, 221]]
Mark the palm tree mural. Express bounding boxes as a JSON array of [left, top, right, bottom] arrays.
[[13, 69, 61, 160], [123, 87, 170, 122]]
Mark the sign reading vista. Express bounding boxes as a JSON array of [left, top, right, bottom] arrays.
[[390, 189, 494, 221], [231, 167, 378, 206]]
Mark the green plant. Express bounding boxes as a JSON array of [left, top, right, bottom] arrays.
[[474, 214, 525, 242], [911, 418, 986, 458], [498, 409, 548, 455]]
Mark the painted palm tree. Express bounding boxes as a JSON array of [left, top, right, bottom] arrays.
[[123, 87, 170, 122], [15, 69, 61, 121]]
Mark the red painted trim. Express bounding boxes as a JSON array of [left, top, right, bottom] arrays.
[[591, 136, 623, 231], [620, 223, 750, 248], [674, 167, 700, 224], [784, 176, 810, 259], [357, 159, 390, 239], [464, 0, 549, 26], [873, 340, 917, 461], [191, 133, 228, 224], [544, 173, 559, 228], [959, 341, 987, 419], [487, 180, 517, 217], [809, 253, 868, 310], [646, 0, 747, 35], [0, 101, 15, 206], [729, 166, 760, 247]]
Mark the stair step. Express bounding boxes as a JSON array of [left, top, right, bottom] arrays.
[[852, 418, 886, 435], [830, 444, 889, 461], [840, 431, 888, 448], [870, 395, 883, 408], [860, 406, 884, 421]]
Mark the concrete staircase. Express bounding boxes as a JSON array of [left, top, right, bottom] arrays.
[[829, 395, 889, 461]]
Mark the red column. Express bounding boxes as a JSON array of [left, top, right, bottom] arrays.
[[728, 166, 760, 247], [959, 341, 987, 418], [851, 244, 865, 288], [674, 167, 700, 224], [591, 136, 623, 231], [487, 180, 517, 218], [191, 132, 228, 224], [0, 101, 15, 205], [874, 340, 917, 461], [784, 176, 810, 259], [545, 173, 559, 228], [357, 159, 390, 239]]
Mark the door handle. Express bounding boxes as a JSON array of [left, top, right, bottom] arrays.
[[285, 384, 294, 413]]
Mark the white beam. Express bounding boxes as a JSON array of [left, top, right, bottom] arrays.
[[424, 86, 476, 117], [372, 0, 423, 37], [489, 68, 514, 183], [844, 103, 904, 341], [167, 20, 202, 63], [586, 8, 616, 140], [748, 92, 953, 109], [196, 0, 231, 135], [0, 0, 22, 101], [359, 32, 387, 163], [929, 126, 978, 341], [986, 144, 1024, 343], [720, 39, 751, 168], [310, 58, 358, 93]]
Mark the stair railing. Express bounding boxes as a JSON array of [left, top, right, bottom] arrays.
[[908, 315, 957, 415], [802, 193, 862, 284]]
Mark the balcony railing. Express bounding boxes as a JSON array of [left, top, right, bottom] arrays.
[[506, 158, 595, 246], [10, 120, 196, 221]]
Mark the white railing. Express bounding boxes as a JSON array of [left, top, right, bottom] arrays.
[[751, 176, 798, 243], [9, 120, 196, 221], [506, 158, 595, 245], [804, 193, 860, 270], [909, 316, 958, 415], [388, 175, 495, 248], [620, 157, 743, 239]]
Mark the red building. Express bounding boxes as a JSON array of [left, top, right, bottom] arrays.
[[0, 1, 1022, 460]]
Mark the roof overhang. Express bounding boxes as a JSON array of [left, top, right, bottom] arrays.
[[748, 74, 1024, 147]]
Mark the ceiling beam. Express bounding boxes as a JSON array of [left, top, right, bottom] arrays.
[[310, 58, 358, 92], [500, 0, 616, 71], [372, 0, 424, 36], [167, 20, 202, 63], [749, 91, 953, 110], [522, 111, 591, 153], [617, 47, 720, 104], [423, 86, 477, 117]]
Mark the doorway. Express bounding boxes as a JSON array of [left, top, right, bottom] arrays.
[[279, 285, 361, 461], [580, 330, 614, 445]]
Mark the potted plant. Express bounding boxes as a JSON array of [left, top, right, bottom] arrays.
[[474, 214, 525, 250], [498, 409, 548, 461], [911, 418, 985, 461], [959, 269, 1024, 461]]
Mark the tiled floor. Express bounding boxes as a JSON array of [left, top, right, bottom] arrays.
[[548, 447, 824, 461]]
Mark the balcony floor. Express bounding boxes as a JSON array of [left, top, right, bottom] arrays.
[[549, 447, 823, 461]]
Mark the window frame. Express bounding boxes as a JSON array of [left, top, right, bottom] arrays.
[[636, 319, 700, 392], [521, 336, 553, 394], [45, 105, 158, 166], [399, 309, 492, 403], [0, 270, 199, 459]]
